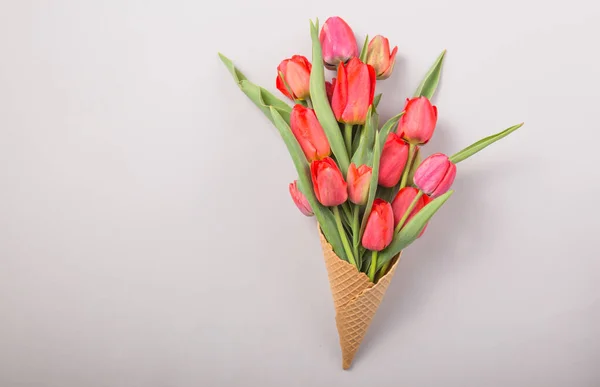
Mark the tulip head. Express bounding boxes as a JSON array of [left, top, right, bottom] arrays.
[[290, 104, 331, 162], [331, 57, 376, 125], [366, 35, 398, 80], [276, 55, 312, 101], [413, 153, 456, 197], [310, 157, 348, 207], [362, 199, 394, 251], [347, 163, 372, 205], [319, 16, 359, 70], [289, 180, 313, 217], [391, 187, 432, 236], [325, 78, 336, 105], [378, 133, 410, 188], [399, 97, 438, 145]]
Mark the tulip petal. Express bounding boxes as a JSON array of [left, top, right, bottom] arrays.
[[332, 61, 348, 122]]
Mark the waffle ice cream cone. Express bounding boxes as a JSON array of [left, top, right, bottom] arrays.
[[318, 227, 400, 370]]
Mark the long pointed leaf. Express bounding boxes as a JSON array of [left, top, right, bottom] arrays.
[[360, 35, 369, 62], [351, 107, 378, 166], [219, 53, 292, 125], [378, 112, 404, 151], [269, 107, 347, 260], [377, 190, 454, 269], [309, 20, 350, 175], [449, 123, 524, 164], [358, 131, 382, 242], [413, 50, 446, 99]]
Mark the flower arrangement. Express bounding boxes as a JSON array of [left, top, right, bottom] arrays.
[[219, 16, 523, 370]]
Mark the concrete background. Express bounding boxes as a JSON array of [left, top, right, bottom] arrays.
[[1, 0, 599, 386]]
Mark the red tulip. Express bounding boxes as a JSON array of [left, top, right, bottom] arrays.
[[347, 163, 372, 205], [331, 57, 376, 125], [310, 157, 348, 206], [391, 187, 432, 235], [362, 199, 394, 251], [378, 133, 410, 187], [319, 16, 359, 70], [276, 55, 312, 101], [290, 105, 331, 162], [289, 180, 313, 216], [366, 35, 398, 80], [398, 97, 438, 145], [413, 153, 456, 197]]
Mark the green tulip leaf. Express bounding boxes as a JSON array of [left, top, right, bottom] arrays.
[[358, 130, 382, 243], [219, 53, 292, 125], [360, 35, 369, 62], [309, 19, 350, 175], [413, 49, 446, 100], [351, 107, 378, 167], [269, 107, 347, 261], [449, 123, 524, 164], [377, 190, 454, 270], [378, 112, 404, 151], [373, 93, 383, 109], [406, 146, 421, 186]]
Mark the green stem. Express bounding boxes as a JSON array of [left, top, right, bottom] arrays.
[[344, 123, 353, 156], [333, 206, 357, 267], [305, 98, 313, 109], [342, 202, 353, 222], [352, 205, 360, 257], [369, 250, 378, 282], [394, 191, 424, 234], [377, 260, 390, 281], [399, 144, 416, 189]]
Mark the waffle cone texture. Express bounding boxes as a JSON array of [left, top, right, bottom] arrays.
[[318, 226, 400, 370]]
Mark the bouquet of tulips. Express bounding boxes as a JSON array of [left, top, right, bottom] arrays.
[[219, 16, 522, 369]]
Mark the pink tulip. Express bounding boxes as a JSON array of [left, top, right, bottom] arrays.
[[362, 199, 394, 251], [391, 187, 432, 236], [319, 16, 359, 70], [378, 133, 410, 187], [310, 157, 348, 206], [413, 153, 456, 197], [290, 104, 331, 162], [289, 180, 313, 216], [276, 55, 312, 101], [347, 163, 372, 205], [366, 35, 398, 80], [398, 97, 438, 145], [331, 57, 376, 125]]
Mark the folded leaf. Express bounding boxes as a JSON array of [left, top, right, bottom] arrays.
[[377, 190, 454, 270], [219, 53, 292, 125], [359, 35, 369, 62], [269, 107, 347, 261], [373, 93, 382, 109], [449, 123, 524, 164], [351, 107, 378, 167], [413, 50, 446, 100], [377, 112, 404, 152], [309, 20, 350, 176]]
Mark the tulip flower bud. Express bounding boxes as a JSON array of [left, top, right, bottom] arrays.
[[362, 199, 394, 251], [347, 163, 372, 205], [289, 180, 313, 216], [290, 105, 331, 162], [391, 187, 432, 236], [398, 96, 438, 145], [310, 157, 348, 206], [319, 16, 359, 70], [366, 35, 398, 80], [331, 58, 376, 125], [413, 153, 456, 197], [276, 55, 312, 101], [378, 133, 410, 188]]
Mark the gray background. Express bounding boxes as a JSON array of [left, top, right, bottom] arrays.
[[1, 0, 599, 386]]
